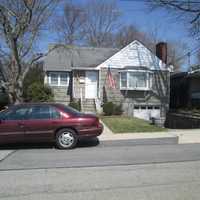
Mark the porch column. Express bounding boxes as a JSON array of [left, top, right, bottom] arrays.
[[70, 71, 74, 101], [98, 69, 101, 99]]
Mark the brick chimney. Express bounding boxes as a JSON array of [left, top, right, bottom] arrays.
[[156, 42, 167, 64]]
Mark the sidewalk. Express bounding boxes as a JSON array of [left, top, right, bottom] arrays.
[[99, 122, 200, 145], [0, 150, 13, 161], [169, 129, 200, 144]]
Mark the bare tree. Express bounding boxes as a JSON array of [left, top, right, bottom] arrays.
[[84, 0, 121, 47], [114, 25, 153, 48], [0, 0, 58, 103], [149, 0, 200, 39], [167, 41, 188, 71], [54, 1, 86, 45]]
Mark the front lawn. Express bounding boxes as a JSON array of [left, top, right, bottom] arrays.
[[101, 116, 166, 133]]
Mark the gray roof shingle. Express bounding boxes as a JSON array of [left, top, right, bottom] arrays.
[[44, 45, 118, 71]]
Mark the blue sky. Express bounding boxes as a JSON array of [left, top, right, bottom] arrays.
[[118, 0, 198, 69], [40, 0, 199, 70]]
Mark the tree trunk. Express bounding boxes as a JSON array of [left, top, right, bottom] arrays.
[[8, 80, 23, 104]]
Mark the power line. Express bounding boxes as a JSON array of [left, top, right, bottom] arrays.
[[169, 45, 200, 65]]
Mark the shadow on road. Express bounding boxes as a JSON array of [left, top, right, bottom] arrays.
[[0, 138, 100, 150]]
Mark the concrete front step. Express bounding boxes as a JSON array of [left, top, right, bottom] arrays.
[[83, 106, 96, 109], [82, 99, 96, 113], [82, 109, 96, 113]]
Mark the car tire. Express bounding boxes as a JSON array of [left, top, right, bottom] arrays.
[[56, 128, 78, 149]]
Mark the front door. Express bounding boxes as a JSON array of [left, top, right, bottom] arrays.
[[85, 71, 98, 99]]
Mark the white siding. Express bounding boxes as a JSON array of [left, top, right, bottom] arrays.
[[97, 40, 167, 71]]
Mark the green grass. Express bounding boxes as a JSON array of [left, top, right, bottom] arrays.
[[101, 116, 166, 133]]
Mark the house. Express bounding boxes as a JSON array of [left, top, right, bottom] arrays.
[[43, 40, 171, 123], [170, 65, 200, 109]]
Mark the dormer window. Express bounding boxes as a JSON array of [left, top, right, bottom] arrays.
[[120, 70, 152, 90]]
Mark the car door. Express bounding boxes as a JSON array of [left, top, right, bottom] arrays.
[[23, 105, 61, 142], [0, 106, 29, 144]]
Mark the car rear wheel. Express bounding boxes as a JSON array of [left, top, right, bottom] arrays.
[[56, 128, 78, 149]]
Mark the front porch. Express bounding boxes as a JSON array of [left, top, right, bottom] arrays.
[[72, 70, 100, 113]]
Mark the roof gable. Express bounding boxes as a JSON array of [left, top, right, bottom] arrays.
[[97, 40, 167, 70]]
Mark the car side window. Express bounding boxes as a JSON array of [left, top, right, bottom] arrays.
[[50, 106, 61, 119], [28, 106, 51, 120], [27, 105, 61, 120], [4, 107, 29, 120]]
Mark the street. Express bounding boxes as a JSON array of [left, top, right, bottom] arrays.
[[0, 142, 200, 199]]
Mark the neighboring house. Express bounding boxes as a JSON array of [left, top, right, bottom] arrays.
[[170, 65, 200, 109], [44, 40, 171, 123]]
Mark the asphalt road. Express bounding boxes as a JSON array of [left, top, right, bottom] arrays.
[[1, 142, 200, 199]]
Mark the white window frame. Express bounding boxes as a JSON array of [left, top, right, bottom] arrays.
[[48, 72, 69, 86], [120, 70, 152, 91]]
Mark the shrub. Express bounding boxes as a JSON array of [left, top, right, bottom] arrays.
[[23, 64, 44, 101], [114, 104, 123, 115], [69, 99, 81, 111], [103, 102, 123, 116], [26, 82, 54, 102], [103, 102, 115, 116]]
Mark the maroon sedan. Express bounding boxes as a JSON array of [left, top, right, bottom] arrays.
[[0, 103, 103, 149]]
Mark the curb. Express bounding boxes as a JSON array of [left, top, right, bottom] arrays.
[[99, 136, 179, 147], [0, 150, 14, 162]]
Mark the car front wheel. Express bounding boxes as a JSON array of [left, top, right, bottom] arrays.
[[56, 128, 78, 149]]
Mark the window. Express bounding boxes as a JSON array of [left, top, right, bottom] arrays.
[[27, 105, 61, 120], [4, 107, 29, 120], [120, 70, 151, 90], [147, 106, 153, 110], [28, 106, 51, 120], [50, 106, 61, 119], [120, 72, 127, 88], [51, 73, 59, 85], [58, 104, 81, 116], [48, 72, 69, 86], [154, 106, 160, 110], [60, 73, 69, 85], [141, 106, 146, 110]]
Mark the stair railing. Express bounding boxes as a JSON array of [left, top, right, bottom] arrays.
[[80, 87, 83, 112]]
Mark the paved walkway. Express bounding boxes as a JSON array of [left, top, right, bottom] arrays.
[[99, 122, 200, 144], [169, 129, 200, 144]]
